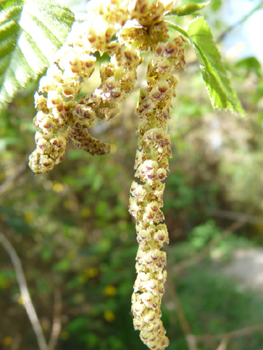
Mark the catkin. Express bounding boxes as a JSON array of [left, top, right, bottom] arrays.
[[29, 0, 131, 173], [70, 40, 142, 155], [29, 1, 187, 349], [129, 1, 186, 349]]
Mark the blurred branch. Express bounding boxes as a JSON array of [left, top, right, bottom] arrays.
[[0, 232, 48, 350], [10, 334, 22, 350], [216, 338, 228, 350], [0, 163, 27, 197], [166, 273, 198, 350], [47, 289, 62, 350], [217, 1, 263, 42], [210, 209, 263, 225], [173, 220, 245, 274], [195, 322, 263, 343], [186, 1, 263, 68]]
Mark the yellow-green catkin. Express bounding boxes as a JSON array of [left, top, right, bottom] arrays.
[[70, 39, 142, 155], [28, 0, 187, 348], [29, 0, 130, 173], [128, 1, 186, 349]]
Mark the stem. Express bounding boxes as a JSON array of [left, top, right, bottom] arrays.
[[217, 1, 263, 42], [172, 220, 245, 274], [0, 232, 48, 350], [0, 163, 26, 197], [164, 19, 191, 42], [47, 289, 62, 350], [166, 273, 198, 350], [195, 323, 263, 342]]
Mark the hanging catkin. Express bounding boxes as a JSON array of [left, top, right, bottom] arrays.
[[128, 1, 186, 349], [29, 1, 186, 349]]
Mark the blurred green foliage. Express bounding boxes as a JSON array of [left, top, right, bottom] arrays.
[[1, 1, 263, 350]]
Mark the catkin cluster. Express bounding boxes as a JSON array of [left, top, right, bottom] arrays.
[[128, 2, 186, 349], [29, 0, 131, 173], [29, 1, 187, 349], [70, 40, 142, 155]]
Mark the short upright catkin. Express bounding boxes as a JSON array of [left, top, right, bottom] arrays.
[[128, 1, 186, 349]]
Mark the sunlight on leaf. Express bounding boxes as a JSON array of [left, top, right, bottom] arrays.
[[169, 1, 210, 16], [0, 0, 75, 111], [166, 16, 244, 114], [187, 17, 245, 114]]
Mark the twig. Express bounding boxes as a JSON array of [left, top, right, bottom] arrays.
[[10, 334, 22, 350], [0, 163, 27, 197], [0, 232, 48, 350], [173, 220, 245, 274], [195, 323, 263, 342], [47, 289, 62, 350], [216, 337, 228, 350], [216, 1, 263, 42], [209, 209, 263, 225], [166, 273, 198, 350]]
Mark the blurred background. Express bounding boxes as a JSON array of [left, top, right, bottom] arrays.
[[1, 0, 263, 349]]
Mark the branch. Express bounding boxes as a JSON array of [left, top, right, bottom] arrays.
[[166, 273, 198, 350], [47, 289, 62, 350], [173, 220, 245, 274], [10, 334, 22, 350], [216, 1, 263, 42], [0, 163, 27, 197], [216, 338, 228, 350], [209, 209, 263, 225], [0, 232, 48, 350], [195, 323, 263, 342]]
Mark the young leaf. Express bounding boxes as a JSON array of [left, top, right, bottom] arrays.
[[166, 17, 244, 115], [235, 57, 262, 78], [169, 1, 210, 16], [187, 17, 244, 114], [0, 0, 75, 111]]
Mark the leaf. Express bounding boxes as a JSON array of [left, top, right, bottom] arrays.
[[0, 0, 75, 111], [170, 1, 210, 16], [187, 17, 244, 114], [235, 57, 262, 78], [176, 0, 211, 5], [6, 215, 31, 234], [166, 17, 244, 114]]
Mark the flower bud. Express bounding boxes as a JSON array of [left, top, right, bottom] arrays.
[[133, 317, 143, 330], [129, 197, 143, 219], [137, 228, 151, 244], [132, 300, 146, 316], [47, 91, 64, 108], [130, 181, 147, 200], [140, 293, 159, 310], [145, 279, 159, 295], [36, 138, 52, 154], [136, 160, 158, 183], [153, 226, 169, 244], [143, 202, 164, 223], [35, 112, 57, 132], [144, 310, 156, 324], [50, 133, 67, 151]]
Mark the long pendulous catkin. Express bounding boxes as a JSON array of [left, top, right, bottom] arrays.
[[129, 1, 186, 348]]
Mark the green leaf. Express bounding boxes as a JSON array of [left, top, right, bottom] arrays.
[[0, 0, 75, 111], [235, 57, 262, 78], [187, 17, 244, 114], [177, 0, 210, 4], [170, 1, 210, 16], [6, 215, 31, 234], [166, 17, 244, 114]]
